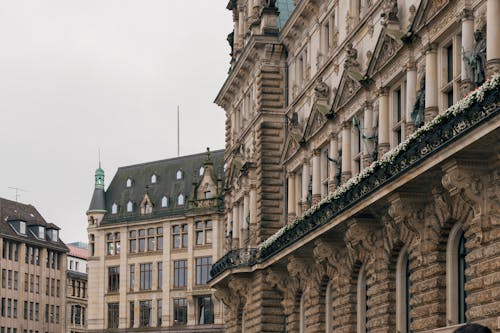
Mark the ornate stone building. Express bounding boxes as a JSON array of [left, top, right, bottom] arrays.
[[0, 197, 68, 333], [211, 0, 500, 332], [86, 149, 225, 332]]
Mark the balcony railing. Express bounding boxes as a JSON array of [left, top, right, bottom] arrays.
[[210, 248, 258, 279]]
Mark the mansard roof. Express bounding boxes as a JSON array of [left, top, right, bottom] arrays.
[[102, 149, 224, 223], [0, 197, 68, 251], [276, 0, 296, 29]]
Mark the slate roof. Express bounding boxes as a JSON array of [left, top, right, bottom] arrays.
[[277, 0, 295, 29], [102, 149, 224, 223], [0, 197, 68, 252]]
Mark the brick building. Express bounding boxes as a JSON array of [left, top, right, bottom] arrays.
[[0, 198, 68, 333], [211, 0, 500, 332]]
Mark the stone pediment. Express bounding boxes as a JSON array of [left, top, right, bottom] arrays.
[[304, 101, 330, 140], [227, 155, 244, 189], [367, 28, 404, 77], [333, 69, 363, 110], [281, 129, 303, 164], [411, 0, 450, 32]]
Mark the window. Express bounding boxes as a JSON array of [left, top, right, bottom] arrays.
[[127, 201, 133, 213], [446, 224, 467, 325], [392, 85, 405, 146], [111, 203, 118, 214], [89, 234, 95, 256], [396, 249, 410, 333], [139, 229, 146, 252], [107, 303, 119, 328], [157, 299, 162, 327], [440, 35, 461, 110], [139, 300, 152, 327], [129, 265, 135, 291], [106, 233, 120, 255], [352, 115, 362, 175], [140, 263, 152, 290], [148, 228, 155, 251], [161, 196, 168, 208], [69, 260, 73, 270], [357, 265, 367, 333], [126, 178, 132, 188], [129, 301, 134, 328], [108, 266, 120, 292], [176, 170, 183, 180], [195, 256, 212, 285], [195, 221, 213, 246], [157, 262, 163, 289], [199, 167, 204, 176], [151, 174, 157, 184], [157, 227, 163, 250], [173, 299, 187, 325], [326, 281, 333, 333], [197, 296, 214, 325], [177, 194, 184, 206], [129, 230, 137, 252], [172, 224, 188, 249], [173, 260, 187, 288], [129, 228, 162, 253]]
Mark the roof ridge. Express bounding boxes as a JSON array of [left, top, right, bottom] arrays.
[[116, 149, 224, 170]]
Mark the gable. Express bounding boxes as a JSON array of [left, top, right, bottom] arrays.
[[367, 28, 404, 77], [333, 69, 363, 110], [304, 102, 330, 140], [281, 130, 303, 164], [411, 0, 450, 32]]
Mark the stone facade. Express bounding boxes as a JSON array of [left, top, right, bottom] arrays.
[[65, 243, 88, 333], [212, 0, 500, 333], [0, 197, 68, 333], [86, 150, 225, 332]]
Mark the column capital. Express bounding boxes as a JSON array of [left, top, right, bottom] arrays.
[[342, 120, 352, 129], [423, 42, 438, 53], [460, 8, 474, 21], [406, 60, 417, 71], [377, 87, 389, 96], [329, 132, 339, 140], [363, 100, 373, 109], [287, 171, 296, 177], [312, 148, 322, 157], [302, 157, 310, 165]]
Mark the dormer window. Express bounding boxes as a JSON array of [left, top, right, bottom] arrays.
[[177, 194, 184, 206], [199, 167, 204, 176], [47, 229, 58, 242], [176, 170, 183, 180], [19, 221, 26, 235], [151, 174, 157, 184], [38, 226, 45, 239], [127, 201, 133, 213], [161, 196, 168, 208], [223, 163, 228, 173], [126, 178, 132, 188], [111, 203, 118, 214]]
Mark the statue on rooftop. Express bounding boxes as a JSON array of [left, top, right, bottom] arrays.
[[411, 75, 426, 128]]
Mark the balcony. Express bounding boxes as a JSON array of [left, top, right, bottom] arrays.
[[210, 248, 258, 279]]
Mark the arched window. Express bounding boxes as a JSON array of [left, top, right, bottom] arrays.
[[396, 249, 410, 333], [326, 281, 333, 333], [199, 167, 204, 176], [89, 234, 95, 256], [177, 194, 184, 206], [161, 196, 168, 208], [299, 293, 306, 333], [127, 201, 133, 212], [357, 265, 367, 333], [111, 203, 118, 214], [151, 174, 157, 184], [126, 178, 132, 188], [447, 223, 467, 325], [176, 170, 183, 180]]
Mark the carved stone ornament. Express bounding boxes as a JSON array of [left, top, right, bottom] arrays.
[[344, 43, 360, 70], [314, 78, 330, 99], [381, 0, 399, 26], [344, 219, 378, 268]]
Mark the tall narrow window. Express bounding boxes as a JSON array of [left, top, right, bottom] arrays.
[[195, 256, 212, 285], [129, 265, 135, 291], [89, 234, 95, 256], [111, 203, 118, 214], [197, 296, 214, 324], [173, 260, 187, 288], [157, 262, 163, 290], [139, 300, 152, 327], [130, 301, 135, 328], [396, 250, 410, 333], [107, 303, 119, 328], [177, 194, 184, 206], [108, 266, 119, 292], [140, 263, 152, 290], [126, 178, 132, 188], [447, 224, 467, 325], [157, 299, 163, 327], [357, 266, 367, 333], [151, 174, 157, 184], [326, 281, 333, 333], [161, 196, 168, 208], [299, 293, 306, 333], [173, 298, 187, 325], [176, 170, 183, 180], [458, 233, 466, 323], [127, 201, 133, 213]]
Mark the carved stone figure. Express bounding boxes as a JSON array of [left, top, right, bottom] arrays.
[[469, 30, 487, 87], [227, 31, 234, 55], [381, 0, 399, 25], [288, 111, 299, 127], [314, 78, 330, 98], [344, 43, 359, 69], [411, 76, 426, 127]]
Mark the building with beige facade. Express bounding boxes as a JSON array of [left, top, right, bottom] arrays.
[[65, 242, 88, 333], [211, 0, 500, 332], [86, 149, 225, 332], [0, 197, 68, 333]]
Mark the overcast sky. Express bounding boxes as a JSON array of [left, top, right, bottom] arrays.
[[0, 1, 232, 244]]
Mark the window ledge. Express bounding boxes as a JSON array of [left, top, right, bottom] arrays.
[[433, 324, 465, 333]]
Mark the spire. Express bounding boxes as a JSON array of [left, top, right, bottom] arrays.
[[88, 163, 107, 214], [204, 147, 213, 165]]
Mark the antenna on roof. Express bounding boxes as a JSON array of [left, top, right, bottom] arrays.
[[8, 187, 28, 202], [177, 105, 180, 157]]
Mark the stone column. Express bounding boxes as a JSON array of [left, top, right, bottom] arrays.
[[249, 186, 257, 244], [238, 7, 245, 46], [362, 102, 374, 165], [312, 150, 321, 204], [406, 62, 417, 135], [487, 0, 500, 75], [232, 204, 239, 247], [320, 150, 328, 198], [243, 193, 249, 245], [233, 11, 239, 51], [287, 173, 296, 222], [341, 122, 352, 183], [329, 134, 339, 192], [461, 10, 474, 96], [378, 88, 390, 157], [302, 160, 310, 211], [425, 44, 439, 122], [295, 170, 302, 216], [238, 203, 245, 248]]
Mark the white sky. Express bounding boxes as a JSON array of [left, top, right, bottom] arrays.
[[0, 0, 232, 244]]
